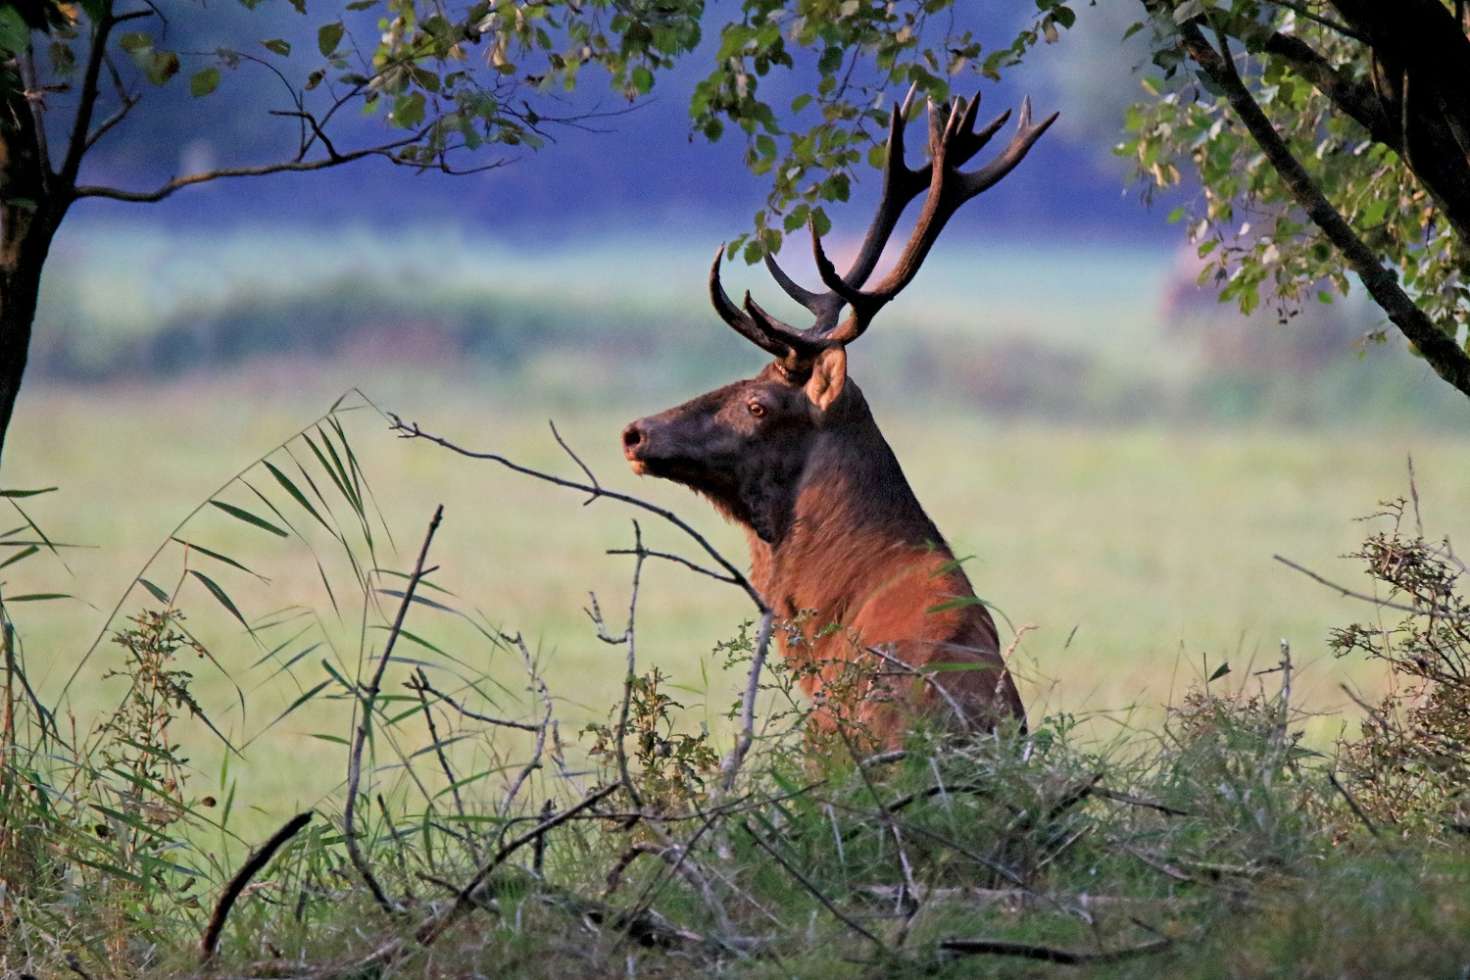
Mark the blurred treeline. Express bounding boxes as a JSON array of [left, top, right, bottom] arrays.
[[42, 221, 1461, 428]]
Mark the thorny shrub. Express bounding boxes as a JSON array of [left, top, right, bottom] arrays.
[[1333, 496, 1470, 835]]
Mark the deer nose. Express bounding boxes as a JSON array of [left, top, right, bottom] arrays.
[[621, 422, 646, 456]]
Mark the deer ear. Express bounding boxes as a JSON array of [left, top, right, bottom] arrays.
[[804, 346, 847, 413]]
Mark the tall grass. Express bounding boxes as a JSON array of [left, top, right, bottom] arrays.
[[0, 398, 1467, 977]]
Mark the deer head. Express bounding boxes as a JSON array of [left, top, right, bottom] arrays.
[[621, 89, 1057, 547]]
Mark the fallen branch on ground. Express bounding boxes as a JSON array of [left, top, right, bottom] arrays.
[[201, 812, 312, 964]]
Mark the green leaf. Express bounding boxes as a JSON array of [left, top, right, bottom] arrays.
[[139, 578, 171, 604], [210, 499, 289, 538], [0, 9, 32, 58], [190, 570, 249, 628], [269, 678, 334, 730], [318, 21, 344, 58], [262, 38, 291, 57], [631, 65, 653, 94], [0, 487, 57, 498], [0, 544, 38, 571], [393, 91, 426, 128], [172, 537, 264, 580], [1208, 661, 1232, 682], [1173, 0, 1205, 23], [190, 67, 220, 97], [145, 50, 180, 86], [926, 595, 995, 615], [4, 593, 71, 603], [118, 32, 152, 52], [264, 461, 333, 534]]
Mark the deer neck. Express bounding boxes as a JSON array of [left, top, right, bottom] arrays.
[[747, 408, 951, 621]]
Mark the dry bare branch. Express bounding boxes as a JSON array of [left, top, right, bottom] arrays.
[[344, 505, 443, 916], [389, 416, 767, 612], [717, 612, 775, 794]]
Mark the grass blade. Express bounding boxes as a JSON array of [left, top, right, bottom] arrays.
[[210, 500, 289, 538], [138, 578, 171, 604], [0, 544, 39, 570], [264, 460, 334, 534], [173, 537, 267, 582], [190, 570, 250, 629]]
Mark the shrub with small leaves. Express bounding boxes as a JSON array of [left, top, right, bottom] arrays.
[[1333, 497, 1470, 835], [584, 666, 718, 815]]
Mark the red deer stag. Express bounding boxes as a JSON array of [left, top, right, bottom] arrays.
[[621, 90, 1055, 746]]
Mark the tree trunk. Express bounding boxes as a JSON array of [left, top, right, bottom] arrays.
[[0, 56, 63, 474], [0, 206, 56, 469]]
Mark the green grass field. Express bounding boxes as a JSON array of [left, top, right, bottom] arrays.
[[7, 360, 1467, 826]]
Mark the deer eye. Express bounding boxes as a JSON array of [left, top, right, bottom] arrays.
[[747, 401, 766, 418]]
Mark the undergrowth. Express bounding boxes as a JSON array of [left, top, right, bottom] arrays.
[[0, 405, 1466, 978]]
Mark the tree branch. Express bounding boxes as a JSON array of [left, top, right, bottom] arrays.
[[1252, 32, 1394, 145], [83, 93, 140, 154], [390, 416, 767, 612], [72, 133, 426, 202], [1175, 18, 1470, 401], [60, 4, 153, 189], [1266, 0, 1366, 41]]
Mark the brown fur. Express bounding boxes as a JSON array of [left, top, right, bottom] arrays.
[[623, 358, 1023, 747]]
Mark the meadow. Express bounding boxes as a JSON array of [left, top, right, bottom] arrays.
[[10, 357, 1468, 822]]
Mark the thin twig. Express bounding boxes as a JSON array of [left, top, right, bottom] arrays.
[[200, 812, 312, 963], [718, 612, 776, 793], [410, 676, 543, 732], [344, 506, 443, 915], [73, 128, 433, 202], [497, 633, 553, 821], [1274, 554, 1454, 618], [741, 820, 885, 949], [839, 727, 920, 923], [1091, 787, 1192, 818], [389, 417, 767, 612], [863, 643, 971, 729], [410, 668, 475, 860], [1328, 771, 1381, 838], [548, 419, 599, 503], [415, 783, 619, 947], [613, 522, 647, 816]]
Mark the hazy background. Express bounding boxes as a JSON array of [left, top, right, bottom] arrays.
[[10, 3, 1469, 816]]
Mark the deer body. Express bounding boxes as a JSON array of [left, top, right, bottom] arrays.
[[623, 89, 1053, 745], [747, 378, 1024, 738]]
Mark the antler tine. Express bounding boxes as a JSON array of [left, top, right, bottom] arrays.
[[742, 293, 825, 359], [708, 245, 825, 362], [818, 83, 932, 294], [762, 253, 846, 332], [821, 93, 1058, 346], [758, 82, 930, 344], [798, 84, 932, 308], [958, 95, 1060, 198], [712, 91, 1054, 361]]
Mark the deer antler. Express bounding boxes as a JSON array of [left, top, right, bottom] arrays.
[[708, 88, 1057, 367]]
